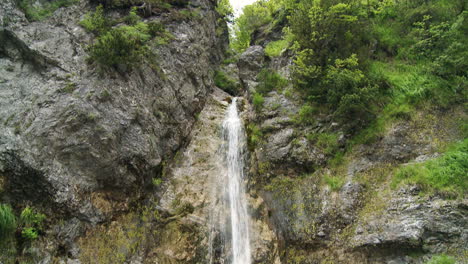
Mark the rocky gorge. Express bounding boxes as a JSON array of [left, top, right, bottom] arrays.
[[0, 0, 467, 263]]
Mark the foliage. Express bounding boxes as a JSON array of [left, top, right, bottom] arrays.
[[392, 139, 468, 198], [19, 206, 46, 240], [256, 69, 288, 95], [425, 254, 456, 264], [94, 0, 178, 8], [0, 204, 16, 240], [80, 5, 109, 34], [17, 0, 78, 21], [80, 6, 172, 71], [246, 123, 263, 150], [313, 133, 339, 155], [216, 0, 233, 22], [230, 1, 273, 52], [214, 70, 240, 95], [125, 6, 141, 25], [89, 23, 151, 69], [265, 39, 289, 57], [152, 177, 162, 186], [21, 227, 38, 240], [252, 93, 265, 111], [295, 104, 317, 126]]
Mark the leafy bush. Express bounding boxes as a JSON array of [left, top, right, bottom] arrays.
[[252, 93, 264, 111], [0, 204, 16, 240], [426, 254, 456, 264], [246, 123, 263, 150], [124, 6, 140, 25], [18, 0, 78, 21], [21, 227, 38, 240], [256, 69, 287, 95], [89, 23, 151, 70], [19, 206, 46, 240], [295, 104, 317, 126], [392, 139, 468, 197], [316, 133, 339, 155], [231, 1, 273, 52], [265, 40, 289, 57], [214, 70, 240, 95], [80, 5, 109, 34], [215, 0, 233, 22]]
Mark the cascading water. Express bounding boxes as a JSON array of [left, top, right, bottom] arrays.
[[223, 98, 251, 264], [209, 98, 251, 264]]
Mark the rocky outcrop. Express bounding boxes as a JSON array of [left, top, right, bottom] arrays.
[[0, 0, 227, 221], [0, 0, 227, 261], [237, 33, 467, 263]]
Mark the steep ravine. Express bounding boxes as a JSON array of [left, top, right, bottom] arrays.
[[0, 0, 466, 263]]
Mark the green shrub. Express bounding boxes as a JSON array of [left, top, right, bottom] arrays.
[[21, 227, 38, 240], [147, 21, 166, 37], [19, 206, 45, 241], [124, 6, 140, 25], [265, 40, 289, 57], [426, 254, 456, 264], [0, 204, 16, 240], [215, 0, 233, 22], [88, 23, 151, 69], [18, 0, 78, 21], [214, 70, 240, 95], [252, 93, 264, 111], [256, 69, 287, 95], [246, 124, 263, 150], [392, 139, 468, 197], [295, 104, 317, 126], [80, 5, 109, 34], [152, 177, 162, 186], [20, 207, 45, 228], [316, 133, 339, 155]]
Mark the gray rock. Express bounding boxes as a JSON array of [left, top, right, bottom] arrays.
[[0, 0, 227, 225], [352, 192, 468, 254], [237, 45, 265, 91]]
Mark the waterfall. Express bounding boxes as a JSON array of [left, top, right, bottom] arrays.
[[223, 98, 251, 264], [209, 98, 251, 264]]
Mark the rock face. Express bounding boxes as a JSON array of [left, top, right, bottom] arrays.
[[237, 35, 467, 263], [1, 0, 466, 263], [0, 0, 227, 222], [0, 0, 228, 261]]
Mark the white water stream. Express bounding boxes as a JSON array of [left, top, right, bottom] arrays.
[[209, 98, 251, 264], [222, 98, 251, 264]]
